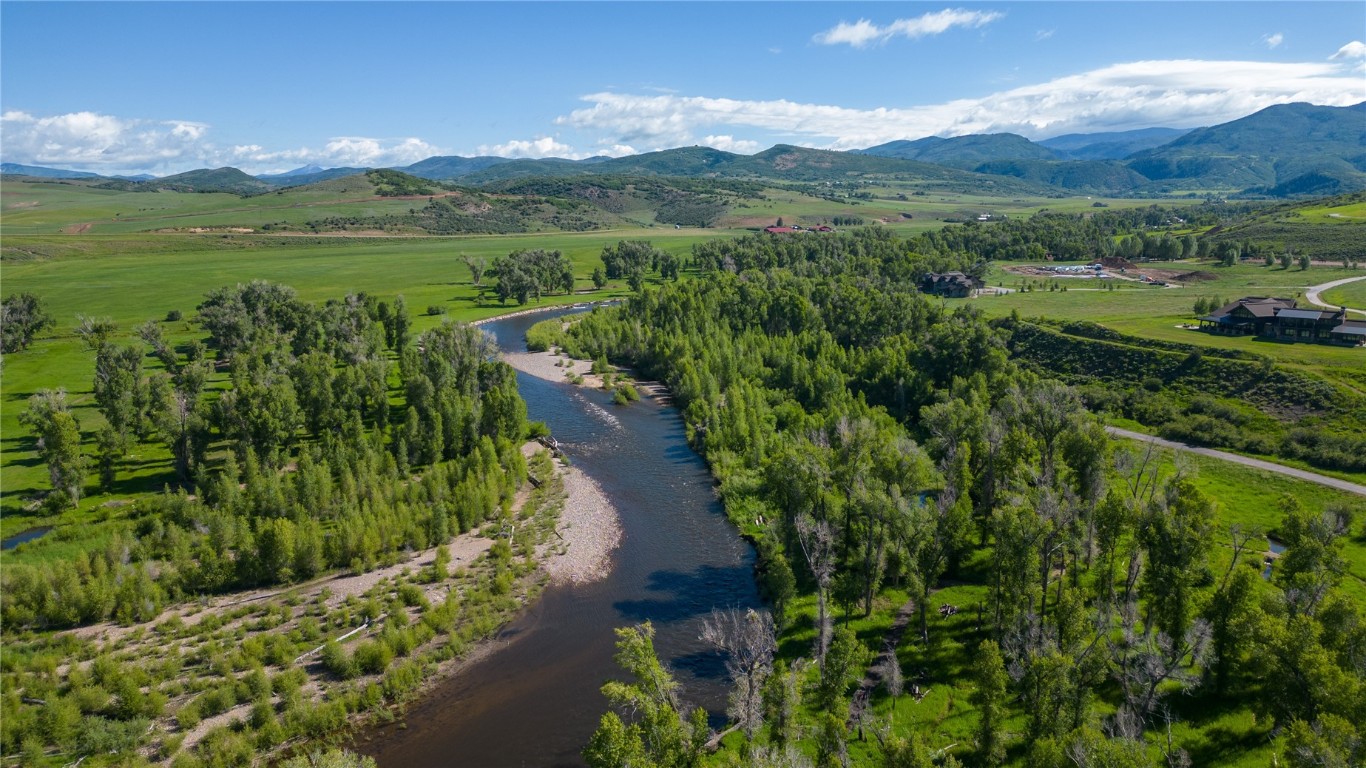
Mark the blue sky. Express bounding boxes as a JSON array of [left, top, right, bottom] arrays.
[[2, 1, 1363, 175]]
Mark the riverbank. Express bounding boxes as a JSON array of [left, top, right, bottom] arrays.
[[10, 445, 577, 765], [505, 345, 623, 585], [544, 466, 622, 585]]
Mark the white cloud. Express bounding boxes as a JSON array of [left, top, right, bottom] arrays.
[[478, 135, 579, 158], [0, 110, 205, 170], [1330, 40, 1366, 59], [701, 135, 761, 154], [0, 109, 447, 174], [814, 9, 1003, 48], [561, 57, 1366, 149], [1263, 33, 1284, 49], [592, 144, 638, 158], [1035, 29, 1055, 42], [320, 136, 440, 167]]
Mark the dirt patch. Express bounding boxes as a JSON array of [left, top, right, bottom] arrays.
[[1172, 270, 1217, 282], [61, 222, 93, 234]]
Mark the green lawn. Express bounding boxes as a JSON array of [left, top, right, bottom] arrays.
[[1321, 278, 1366, 312], [970, 261, 1366, 388], [0, 177, 437, 235]]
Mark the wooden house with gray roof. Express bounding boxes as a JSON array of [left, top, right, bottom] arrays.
[[1199, 296, 1365, 346]]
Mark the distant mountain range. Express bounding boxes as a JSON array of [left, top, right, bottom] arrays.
[[4, 101, 1362, 198]]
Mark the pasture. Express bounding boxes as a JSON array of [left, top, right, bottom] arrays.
[[970, 261, 1366, 388], [0, 229, 721, 529]]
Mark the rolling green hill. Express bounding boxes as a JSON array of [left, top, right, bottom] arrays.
[[1038, 127, 1190, 160], [1126, 101, 1366, 194], [858, 133, 1059, 167], [0, 162, 102, 179], [1200, 190, 1366, 259], [117, 166, 276, 195], [970, 158, 1149, 193]]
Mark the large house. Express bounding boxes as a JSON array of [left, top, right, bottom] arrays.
[[921, 271, 983, 298], [1199, 297, 1366, 346]]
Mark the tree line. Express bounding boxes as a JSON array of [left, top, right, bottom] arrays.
[[556, 228, 1362, 767], [7, 281, 530, 630]]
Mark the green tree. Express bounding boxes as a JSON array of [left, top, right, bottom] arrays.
[[1280, 714, 1362, 768], [0, 292, 55, 353], [584, 622, 709, 768], [19, 390, 87, 506], [971, 640, 1009, 766], [1276, 495, 1348, 616], [1138, 478, 1215, 645], [816, 626, 869, 711]]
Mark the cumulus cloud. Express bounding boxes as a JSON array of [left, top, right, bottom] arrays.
[[814, 9, 1003, 48], [561, 57, 1366, 149], [0, 109, 447, 174], [476, 136, 580, 159], [591, 144, 638, 158], [1263, 33, 1284, 49], [701, 135, 761, 154], [1330, 40, 1366, 59], [0, 110, 206, 170]]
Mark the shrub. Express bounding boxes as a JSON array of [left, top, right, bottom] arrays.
[[166, 309, 183, 322], [320, 641, 358, 680], [353, 640, 393, 676], [426, 305, 446, 316]]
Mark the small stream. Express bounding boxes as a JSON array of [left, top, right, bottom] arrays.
[[0, 526, 52, 551], [357, 307, 761, 767]]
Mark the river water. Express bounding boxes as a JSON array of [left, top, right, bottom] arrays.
[[357, 307, 761, 767]]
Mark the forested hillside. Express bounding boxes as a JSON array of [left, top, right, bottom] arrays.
[[548, 228, 1363, 767]]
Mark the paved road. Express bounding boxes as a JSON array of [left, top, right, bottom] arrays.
[[1104, 426, 1366, 497], [1304, 274, 1366, 317]]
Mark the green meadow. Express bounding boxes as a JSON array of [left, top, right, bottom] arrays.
[[721, 183, 1174, 234], [969, 261, 1366, 388], [0, 176, 428, 235], [0, 229, 727, 531], [1322, 278, 1366, 311]]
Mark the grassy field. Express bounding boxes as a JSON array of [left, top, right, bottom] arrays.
[[3, 175, 1187, 239], [1322, 278, 1366, 311], [970, 260, 1366, 389], [0, 229, 730, 530], [719, 184, 1176, 235], [0, 176, 433, 235]]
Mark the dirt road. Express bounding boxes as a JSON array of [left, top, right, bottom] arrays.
[[1104, 426, 1366, 497], [1304, 275, 1366, 317]]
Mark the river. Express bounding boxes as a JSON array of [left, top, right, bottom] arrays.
[[357, 306, 762, 767]]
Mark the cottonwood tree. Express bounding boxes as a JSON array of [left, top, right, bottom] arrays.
[[462, 254, 486, 286], [971, 639, 1008, 766], [762, 659, 805, 753], [0, 292, 54, 353], [584, 622, 710, 768], [796, 515, 836, 669], [20, 390, 87, 507], [1138, 478, 1215, 646], [1275, 494, 1349, 617], [700, 607, 777, 743]]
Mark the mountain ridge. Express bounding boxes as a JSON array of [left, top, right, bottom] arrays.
[[5, 101, 1361, 197]]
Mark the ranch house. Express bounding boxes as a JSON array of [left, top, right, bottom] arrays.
[[921, 271, 983, 298], [1198, 297, 1366, 346]]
